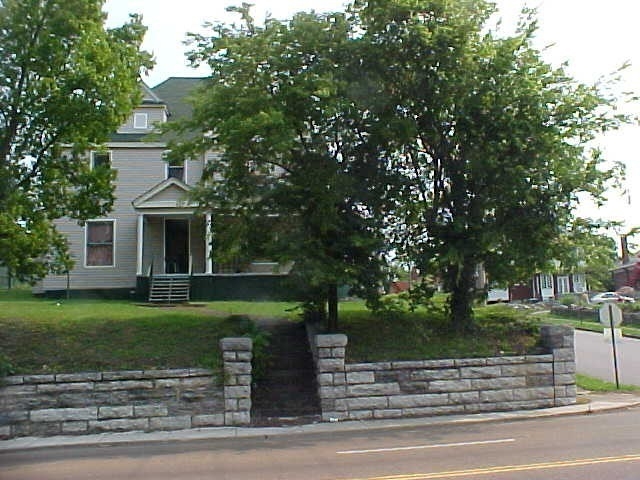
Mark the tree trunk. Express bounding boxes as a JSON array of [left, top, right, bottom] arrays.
[[327, 282, 339, 333], [447, 262, 476, 332]]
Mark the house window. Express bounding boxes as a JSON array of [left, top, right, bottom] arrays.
[[91, 151, 111, 170], [167, 163, 185, 181], [133, 113, 148, 129], [557, 275, 570, 294], [573, 274, 586, 293], [540, 274, 553, 289], [86, 220, 115, 267]]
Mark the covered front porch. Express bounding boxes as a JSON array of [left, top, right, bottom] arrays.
[[135, 213, 212, 277], [133, 176, 213, 278], [132, 177, 293, 301]]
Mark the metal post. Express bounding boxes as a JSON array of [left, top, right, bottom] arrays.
[[609, 303, 620, 389]]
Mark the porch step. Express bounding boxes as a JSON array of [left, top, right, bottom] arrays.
[[149, 275, 190, 303]]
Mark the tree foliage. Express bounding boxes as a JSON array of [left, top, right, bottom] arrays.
[[351, 0, 629, 329], [550, 218, 618, 291], [170, 6, 394, 329], [174, 0, 630, 330], [0, 0, 152, 281]]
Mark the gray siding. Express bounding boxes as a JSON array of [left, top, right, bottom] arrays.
[[190, 217, 206, 274], [143, 216, 164, 275], [186, 156, 204, 186], [153, 185, 189, 203], [41, 96, 210, 292], [117, 106, 166, 134], [43, 146, 185, 291]]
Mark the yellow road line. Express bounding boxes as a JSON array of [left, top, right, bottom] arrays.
[[342, 453, 640, 480]]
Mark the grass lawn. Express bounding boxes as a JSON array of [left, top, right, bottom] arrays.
[[533, 312, 640, 338], [576, 374, 640, 393], [0, 288, 296, 375], [337, 302, 541, 363], [1, 289, 584, 375]]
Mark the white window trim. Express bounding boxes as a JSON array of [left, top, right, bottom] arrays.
[[133, 112, 148, 129], [572, 273, 586, 293], [90, 150, 112, 170], [84, 219, 116, 268], [166, 161, 187, 183], [557, 275, 570, 294]]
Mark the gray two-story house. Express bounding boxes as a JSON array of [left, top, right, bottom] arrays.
[[36, 78, 291, 301]]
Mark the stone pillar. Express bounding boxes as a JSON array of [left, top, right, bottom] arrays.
[[220, 337, 253, 426], [540, 325, 576, 406], [315, 334, 348, 422]]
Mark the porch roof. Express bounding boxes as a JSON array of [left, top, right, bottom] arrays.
[[132, 177, 197, 210]]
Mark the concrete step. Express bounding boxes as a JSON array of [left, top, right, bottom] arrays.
[[251, 321, 320, 425]]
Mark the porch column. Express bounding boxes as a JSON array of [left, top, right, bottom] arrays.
[[136, 214, 144, 276], [205, 213, 213, 274]]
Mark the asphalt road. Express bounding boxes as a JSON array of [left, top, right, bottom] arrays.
[[575, 329, 640, 386], [1, 407, 639, 480]]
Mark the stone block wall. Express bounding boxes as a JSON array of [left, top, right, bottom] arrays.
[[220, 337, 253, 426], [0, 337, 252, 439], [309, 325, 576, 422]]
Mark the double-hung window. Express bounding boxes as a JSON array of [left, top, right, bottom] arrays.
[[557, 275, 570, 294], [86, 220, 115, 267], [540, 274, 553, 290], [573, 273, 586, 293]]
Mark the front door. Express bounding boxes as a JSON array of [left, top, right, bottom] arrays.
[[165, 219, 189, 273]]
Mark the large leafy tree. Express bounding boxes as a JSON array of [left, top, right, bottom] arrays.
[[351, 0, 629, 330], [0, 0, 151, 281], [173, 0, 629, 331], [170, 6, 391, 330]]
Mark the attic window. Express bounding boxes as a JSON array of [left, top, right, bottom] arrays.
[[167, 162, 185, 181], [134, 113, 148, 129]]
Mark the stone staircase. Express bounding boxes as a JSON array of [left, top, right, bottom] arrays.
[[148, 275, 190, 303], [251, 320, 321, 426]]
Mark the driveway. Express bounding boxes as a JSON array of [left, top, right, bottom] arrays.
[[575, 329, 640, 386]]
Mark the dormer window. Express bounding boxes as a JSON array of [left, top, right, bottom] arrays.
[[133, 112, 148, 129], [91, 151, 111, 170]]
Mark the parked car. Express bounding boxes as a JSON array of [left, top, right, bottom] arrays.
[[590, 292, 635, 304]]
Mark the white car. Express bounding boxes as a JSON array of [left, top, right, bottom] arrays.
[[590, 292, 635, 304]]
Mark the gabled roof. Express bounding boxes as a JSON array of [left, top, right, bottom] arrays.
[[152, 77, 207, 120], [613, 252, 640, 271], [140, 80, 165, 105], [132, 177, 196, 209]]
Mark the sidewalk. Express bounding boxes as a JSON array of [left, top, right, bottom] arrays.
[[2, 390, 639, 452]]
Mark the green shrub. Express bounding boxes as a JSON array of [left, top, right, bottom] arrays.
[[369, 294, 409, 320], [621, 302, 640, 312], [227, 315, 271, 381], [0, 351, 15, 378]]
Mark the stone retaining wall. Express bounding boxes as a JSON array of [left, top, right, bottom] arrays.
[[308, 324, 576, 422], [0, 337, 252, 440]]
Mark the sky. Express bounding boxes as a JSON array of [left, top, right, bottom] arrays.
[[104, 0, 639, 236]]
